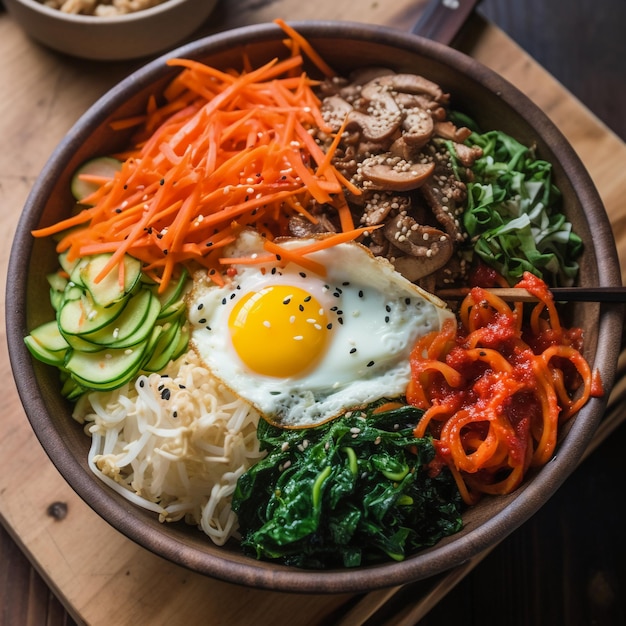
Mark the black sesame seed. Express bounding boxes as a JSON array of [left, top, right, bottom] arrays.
[[367, 360, 375, 367], [299, 272, 307, 278], [161, 388, 171, 401], [350, 347, 357, 354], [139, 380, 145, 388], [299, 304, 304, 312], [405, 297, 411, 305], [221, 297, 227, 305], [326, 323, 333, 330], [271, 267, 277, 275], [172, 411, 178, 418], [197, 303, 204, 310], [330, 306, 338, 311], [342, 281, 350, 286], [198, 318, 206, 324], [283, 297, 291, 305], [337, 310, 343, 315], [338, 317, 344, 325], [230, 293, 236, 299], [303, 295, 311, 302], [206, 325, 211, 331], [385, 304, 391, 313], [179, 384, 186, 389], [384, 316, 390, 323], [115, 208, 122, 214], [358, 290, 364, 298]]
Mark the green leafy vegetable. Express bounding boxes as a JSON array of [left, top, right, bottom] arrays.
[[232, 402, 463, 569], [450, 112, 582, 286]]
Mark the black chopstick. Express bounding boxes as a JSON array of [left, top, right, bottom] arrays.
[[436, 286, 626, 303]]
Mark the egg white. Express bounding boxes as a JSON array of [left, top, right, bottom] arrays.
[[188, 230, 455, 428]]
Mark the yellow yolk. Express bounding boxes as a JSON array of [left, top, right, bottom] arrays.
[[228, 285, 330, 378]]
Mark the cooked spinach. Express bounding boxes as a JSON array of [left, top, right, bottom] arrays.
[[232, 402, 463, 569]]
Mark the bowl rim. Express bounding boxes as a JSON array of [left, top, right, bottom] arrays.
[[6, 20, 624, 594], [6, 0, 204, 23]]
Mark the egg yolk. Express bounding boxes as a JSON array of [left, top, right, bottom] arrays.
[[228, 285, 330, 378]]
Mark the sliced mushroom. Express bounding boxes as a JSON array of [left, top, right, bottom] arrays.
[[402, 109, 435, 148], [360, 158, 435, 192], [288, 213, 338, 238], [380, 73, 449, 104], [434, 120, 472, 143], [383, 217, 454, 282], [358, 191, 412, 227], [321, 95, 354, 133], [452, 141, 483, 167]]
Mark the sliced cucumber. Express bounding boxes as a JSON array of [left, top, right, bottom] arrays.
[[47, 271, 68, 293], [72, 253, 142, 308], [59, 250, 80, 277], [84, 288, 160, 348], [50, 288, 65, 312], [157, 298, 186, 325], [170, 323, 190, 361], [63, 284, 84, 302], [58, 292, 127, 336], [156, 268, 189, 312], [24, 335, 67, 367], [66, 341, 148, 390], [29, 320, 70, 353], [71, 156, 122, 204], [143, 321, 181, 373]]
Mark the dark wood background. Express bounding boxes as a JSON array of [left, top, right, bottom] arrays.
[[1, 1, 625, 624]]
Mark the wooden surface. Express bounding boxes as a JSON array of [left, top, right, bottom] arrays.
[[1, 1, 625, 624]]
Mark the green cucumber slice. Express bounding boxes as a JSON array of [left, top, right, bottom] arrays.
[[24, 335, 67, 367], [66, 342, 148, 390], [156, 269, 189, 312], [59, 250, 80, 277], [84, 289, 160, 347], [47, 272, 68, 293], [73, 253, 142, 308], [71, 156, 122, 204], [58, 293, 127, 336], [29, 320, 70, 353], [170, 323, 190, 361], [143, 321, 181, 372]]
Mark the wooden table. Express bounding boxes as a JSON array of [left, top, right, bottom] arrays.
[[1, 1, 625, 624]]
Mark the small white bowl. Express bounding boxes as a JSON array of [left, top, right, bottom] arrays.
[[4, 0, 218, 61]]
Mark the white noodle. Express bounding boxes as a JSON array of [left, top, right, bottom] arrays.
[[73, 351, 264, 545]]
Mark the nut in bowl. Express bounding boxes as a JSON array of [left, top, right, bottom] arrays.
[[4, 0, 218, 61], [6, 21, 623, 593]]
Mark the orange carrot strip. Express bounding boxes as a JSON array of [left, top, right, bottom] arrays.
[[274, 19, 336, 78]]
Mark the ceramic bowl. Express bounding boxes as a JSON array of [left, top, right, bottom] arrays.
[[6, 21, 623, 593], [4, 0, 218, 61]]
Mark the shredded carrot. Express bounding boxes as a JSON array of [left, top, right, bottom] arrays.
[[273, 19, 337, 78], [31, 21, 360, 293]]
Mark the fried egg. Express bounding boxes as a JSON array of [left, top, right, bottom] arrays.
[[188, 230, 455, 428]]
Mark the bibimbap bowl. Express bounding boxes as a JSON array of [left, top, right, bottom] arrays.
[[6, 22, 624, 593]]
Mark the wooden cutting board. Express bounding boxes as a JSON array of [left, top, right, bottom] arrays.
[[1, 3, 625, 625]]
